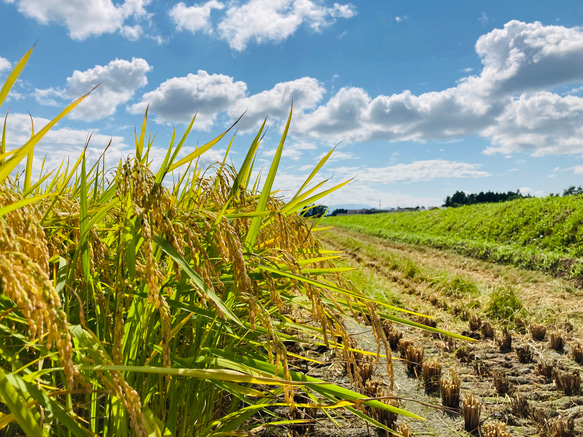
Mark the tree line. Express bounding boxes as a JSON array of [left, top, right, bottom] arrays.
[[444, 185, 583, 208]]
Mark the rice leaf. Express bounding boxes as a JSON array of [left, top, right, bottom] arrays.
[[245, 105, 292, 251], [153, 235, 244, 327], [291, 146, 335, 201], [0, 192, 54, 218], [0, 46, 33, 110], [0, 86, 93, 184], [0, 367, 43, 437]]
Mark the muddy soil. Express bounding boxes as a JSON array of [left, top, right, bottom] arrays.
[[285, 227, 583, 437]]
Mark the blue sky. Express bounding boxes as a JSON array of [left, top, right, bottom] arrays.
[[2, 1, 583, 208]]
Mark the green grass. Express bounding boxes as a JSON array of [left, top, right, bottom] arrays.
[[323, 199, 583, 278], [484, 285, 524, 321]]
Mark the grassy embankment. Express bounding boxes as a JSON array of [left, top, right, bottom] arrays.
[[0, 48, 474, 436], [323, 197, 583, 280]]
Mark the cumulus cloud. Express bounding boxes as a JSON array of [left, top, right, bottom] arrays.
[[35, 58, 152, 121], [292, 20, 583, 156], [228, 77, 325, 131], [482, 92, 583, 156], [5, 0, 152, 40], [216, 0, 356, 51], [0, 57, 11, 73], [129, 70, 247, 128], [474, 20, 583, 97], [169, 0, 224, 34]]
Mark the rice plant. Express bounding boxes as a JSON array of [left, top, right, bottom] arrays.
[[0, 48, 456, 436]]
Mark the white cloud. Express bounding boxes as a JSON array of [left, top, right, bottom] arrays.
[[292, 20, 583, 156], [482, 92, 583, 156], [228, 77, 325, 131], [216, 0, 356, 51], [169, 0, 224, 34], [119, 24, 143, 41], [474, 20, 583, 97], [261, 139, 317, 161], [318, 150, 356, 161], [479, 12, 489, 25], [331, 160, 490, 183], [0, 57, 11, 73], [294, 87, 371, 141], [129, 70, 247, 128], [35, 58, 152, 122], [395, 15, 407, 23], [519, 186, 545, 197], [33, 87, 65, 106], [5, 0, 152, 40]]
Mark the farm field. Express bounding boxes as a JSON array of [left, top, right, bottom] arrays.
[[1, 51, 436, 437], [324, 197, 583, 280], [317, 224, 583, 436]]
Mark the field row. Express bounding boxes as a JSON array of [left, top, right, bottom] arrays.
[[320, 227, 583, 436]]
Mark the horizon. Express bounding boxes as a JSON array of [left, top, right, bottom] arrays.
[[2, 1, 583, 207]]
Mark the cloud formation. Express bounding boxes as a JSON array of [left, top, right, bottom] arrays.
[[169, 0, 224, 34], [0, 57, 11, 73], [4, 0, 152, 40], [228, 77, 325, 131], [35, 58, 152, 121], [216, 0, 356, 51], [129, 70, 247, 128], [292, 20, 583, 156]]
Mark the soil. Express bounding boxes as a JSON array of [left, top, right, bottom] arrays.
[[265, 227, 583, 436]]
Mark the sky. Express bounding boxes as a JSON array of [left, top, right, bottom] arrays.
[[2, 1, 583, 209]]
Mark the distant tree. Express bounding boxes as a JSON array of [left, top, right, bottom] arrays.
[[328, 208, 347, 216], [563, 185, 583, 196], [302, 204, 328, 218], [443, 189, 527, 207], [451, 191, 467, 206]]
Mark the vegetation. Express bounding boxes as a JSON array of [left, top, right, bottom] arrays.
[[329, 208, 348, 216], [0, 48, 459, 436], [301, 203, 328, 218], [443, 189, 527, 207], [323, 196, 583, 278]]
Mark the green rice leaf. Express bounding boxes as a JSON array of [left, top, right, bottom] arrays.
[[153, 235, 244, 327], [168, 113, 243, 172], [291, 146, 335, 201], [1, 110, 8, 165], [0, 192, 55, 219], [245, 105, 293, 251], [0, 46, 33, 110], [0, 367, 43, 437], [0, 86, 94, 184]]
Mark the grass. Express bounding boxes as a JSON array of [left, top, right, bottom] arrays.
[[323, 199, 583, 278], [484, 285, 524, 321], [0, 48, 444, 436]]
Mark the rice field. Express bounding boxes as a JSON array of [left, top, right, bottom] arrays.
[[0, 48, 470, 436]]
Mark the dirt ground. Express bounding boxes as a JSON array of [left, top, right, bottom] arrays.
[[270, 227, 583, 436]]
